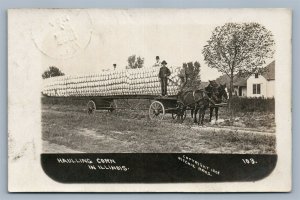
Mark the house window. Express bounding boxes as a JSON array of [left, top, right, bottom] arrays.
[[253, 84, 261, 94], [255, 73, 259, 78]]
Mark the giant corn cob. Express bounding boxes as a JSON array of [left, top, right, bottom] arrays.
[[42, 66, 182, 97]]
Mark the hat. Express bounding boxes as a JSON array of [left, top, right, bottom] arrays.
[[161, 60, 167, 65], [156, 56, 160, 59]]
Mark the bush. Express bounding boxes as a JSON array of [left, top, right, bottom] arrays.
[[42, 66, 64, 79], [230, 97, 275, 112], [178, 61, 201, 92]]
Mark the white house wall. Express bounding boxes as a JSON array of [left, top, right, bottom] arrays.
[[266, 80, 275, 98], [247, 75, 268, 98]]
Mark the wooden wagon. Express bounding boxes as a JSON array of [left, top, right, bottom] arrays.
[[86, 95, 188, 121], [86, 94, 227, 121]]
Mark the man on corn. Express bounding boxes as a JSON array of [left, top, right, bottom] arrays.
[[158, 60, 171, 96], [153, 56, 161, 67]]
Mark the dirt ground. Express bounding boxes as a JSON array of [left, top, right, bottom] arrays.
[[43, 140, 83, 153], [42, 104, 276, 154]]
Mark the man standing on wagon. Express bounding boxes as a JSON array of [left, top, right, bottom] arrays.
[[158, 60, 171, 96], [153, 56, 161, 67]]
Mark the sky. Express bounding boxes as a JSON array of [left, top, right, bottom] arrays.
[[37, 10, 225, 81]]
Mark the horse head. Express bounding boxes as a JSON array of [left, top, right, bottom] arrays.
[[217, 83, 228, 102], [209, 80, 218, 87], [205, 80, 218, 97], [205, 81, 228, 103]]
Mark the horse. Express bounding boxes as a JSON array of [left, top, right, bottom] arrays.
[[177, 89, 210, 125], [189, 81, 228, 123], [205, 81, 228, 122]]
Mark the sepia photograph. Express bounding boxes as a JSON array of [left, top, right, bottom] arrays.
[[8, 9, 291, 192], [39, 10, 275, 154]]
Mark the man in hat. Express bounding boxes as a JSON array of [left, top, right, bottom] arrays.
[[158, 60, 171, 96], [153, 56, 161, 67], [113, 63, 117, 70]]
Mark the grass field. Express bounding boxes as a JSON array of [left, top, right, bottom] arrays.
[[42, 99, 276, 154]]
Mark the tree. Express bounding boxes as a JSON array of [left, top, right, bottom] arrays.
[[42, 66, 65, 79], [202, 23, 275, 108], [127, 55, 144, 69], [178, 61, 201, 91]]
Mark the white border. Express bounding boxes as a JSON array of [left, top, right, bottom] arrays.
[[8, 8, 291, 192]]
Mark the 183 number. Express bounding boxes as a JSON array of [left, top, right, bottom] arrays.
[[242, 158, 258, 165]]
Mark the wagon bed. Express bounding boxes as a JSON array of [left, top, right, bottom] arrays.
[[83, 95, 184, 120]]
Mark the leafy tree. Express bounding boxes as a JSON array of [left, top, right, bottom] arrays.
[[42, 66, 65, 79], [202, 23, 275, 108], [127, 55, 144, 69], [178, 61, 201, 91]]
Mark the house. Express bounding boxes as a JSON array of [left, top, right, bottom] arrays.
[[247, 61, 275, 98], [215, 61, 275, 98], [233, 75, 247, 97], [215, 72, 247, 97]]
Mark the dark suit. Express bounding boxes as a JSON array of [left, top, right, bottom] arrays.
[[158, 66, 171, 96]]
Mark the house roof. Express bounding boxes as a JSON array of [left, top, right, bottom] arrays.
[[233, 75, 247, 87], [199, 81, 209, 89], [214, 60, 275, 86], [215, 74, 230, 85], [261, 61, 275, 80], [215, 74, 247, 87]]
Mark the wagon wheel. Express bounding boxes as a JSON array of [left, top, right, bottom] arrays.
[[108, 100, 117, 112], [87, 100, 96, 115], [172, 101, 187, 120], [149, 101, 165, 120]]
